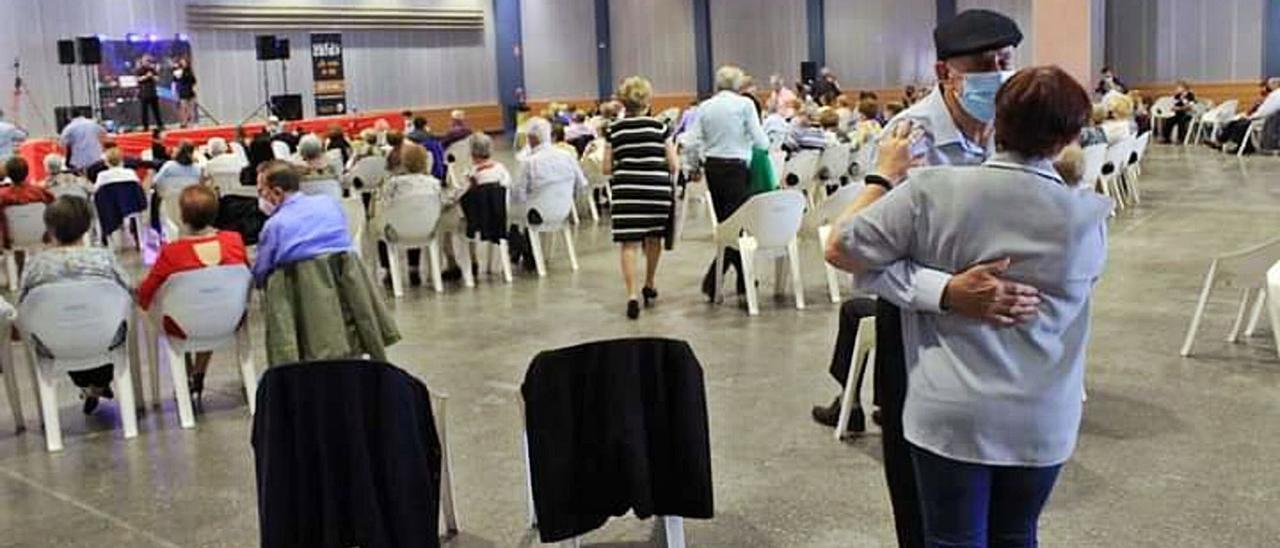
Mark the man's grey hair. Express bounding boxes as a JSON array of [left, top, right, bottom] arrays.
[[470, 132, 493, 159], [43, 153, 65, 174], [715, 66, 746, 92], [525, 117, 552, 147], [298, 134, 324, 160], [207, 137, 229, 157], [1268, 77, 1280, 90], [451, 109, 466, 121]]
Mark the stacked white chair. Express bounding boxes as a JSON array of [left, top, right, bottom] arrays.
[[834, 315, 876, 441], [17, 280, 139, 452], [809, 183, 863, 303], [3, 203, 47, 291], [713, 190, 807, 316], [148, 265, 257, 428], [380, 191, 446, 296], [1180, 235, 1280, 357], [518, 191, 579, 278]]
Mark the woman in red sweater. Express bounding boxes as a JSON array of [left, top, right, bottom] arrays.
[[138, 184, 248, 400]]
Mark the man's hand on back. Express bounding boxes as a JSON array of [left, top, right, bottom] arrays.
[[942, 257, 1041, 326]]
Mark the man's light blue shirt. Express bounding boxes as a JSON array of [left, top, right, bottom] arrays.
[[253, 192, 353, 282], [692, 91, 768, 162]]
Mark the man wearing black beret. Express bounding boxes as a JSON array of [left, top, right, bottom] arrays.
[[813, 9, 1042, 548]]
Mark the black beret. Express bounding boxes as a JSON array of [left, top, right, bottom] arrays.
[[934, 9, 1023, 60]]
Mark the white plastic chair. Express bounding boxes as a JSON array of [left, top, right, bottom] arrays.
[[517, 191, 579, 278], [1100, 138, 1135, 209], [1204, 100, 1239, 143], [1237, 119, 1267, 158], [156, 179, 200, 242], [1265, 261, 1280, 358], [344, 155, 389, 195], [148, 265, 257, 428], [380, 192, 445, 297], [444, 137, 474, 189], [0, 318, 24, 434], [784, 149, 823, 205], [271, 140, 291, 160], [300, 178, 343, 200], [578, 139, 608, 223], [1180, 236, 1280, 357], [324, 149, 345, 178], [3, 203, 47, 291], [206, 165, 244, 196], [1150, 96, 1175, 136], [1126, 132, 1150, 204], [341, 195, 368, 262], [1182, 101, 1213, 145], [713, 190, 807, 315], [677, 175, 716, 241], [834, 315, 876, 441], [1079, 143, 1107, 189], [17, 280, 139, 452], [818, 143, 853, 189], [810, 183, 864, 303]]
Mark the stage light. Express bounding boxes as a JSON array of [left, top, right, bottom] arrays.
[[126, 33, 140, 43], [177, 33, 189, 42], [148, 34, 158, 42]]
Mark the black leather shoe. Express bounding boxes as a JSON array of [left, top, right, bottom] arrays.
[[626, 299, 641, 320], [642, 287, 658, 307], [82, 394, 100, 415], [811, 395, 866, 433], [441, 267, 463, 282]]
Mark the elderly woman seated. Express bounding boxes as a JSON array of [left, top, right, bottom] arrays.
[[20, 195, 131, 414], [203, 137, 246, 184], [371, 143, 442, 287], [94, 147, 141, 189], [295, 134, 337, 180], [0, 157, 55, 273], [40, 153, 94, 199], [455, 133, 512, 270], [507, 117, 588, 269], [138, 185, 248, 401], [1101, 92, 1138, 145]]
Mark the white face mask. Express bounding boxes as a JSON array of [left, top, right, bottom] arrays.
[[258, 196, 277, 216]]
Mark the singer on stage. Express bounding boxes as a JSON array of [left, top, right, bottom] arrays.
[[135, 55, 163, 131], [173, 57, 197, 128]]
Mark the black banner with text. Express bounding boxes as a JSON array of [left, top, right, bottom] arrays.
[[310, 33, 346, 116]]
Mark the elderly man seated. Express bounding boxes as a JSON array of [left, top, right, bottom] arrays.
[[203, 137, 246, 188], [252, 161, 352, 284], [40, 153, 94, 199], [506, 117, 587, 270], [1218, 77, 1280, 153]]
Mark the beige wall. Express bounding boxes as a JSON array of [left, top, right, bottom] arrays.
[[1031, 0, 1094, 85]]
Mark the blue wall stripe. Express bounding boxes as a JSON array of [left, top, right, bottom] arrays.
[[595, 0, 613, 99], [693, 0, 713, 96], [807, 0, 825, 67], [493, 0, 524, 132], [937, 0, 958, 25], [1267, 0, 1280, 77]]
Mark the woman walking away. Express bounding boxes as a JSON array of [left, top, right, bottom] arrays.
[[604, 76, 678, 320]]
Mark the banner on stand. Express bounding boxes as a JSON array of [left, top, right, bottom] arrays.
[[310, 33, 346, 116]]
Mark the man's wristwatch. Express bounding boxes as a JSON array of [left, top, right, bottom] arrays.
[[864, 174, 893, 190]]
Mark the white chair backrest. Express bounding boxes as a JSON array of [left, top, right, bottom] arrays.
[[820, 144, 852, 179], [526, 179, 576, 227], [271, 141, 291, 160], [1103, 138, 1133, 175], [208, 169, 242, 195], [815, 182, 864, 224], [324, 149, 345, 177], [5, 203, 47, 248], [346, 155, 389, 191], [724, 190, 807, 248], [300, 178, 343, 200], [445, 137, 473, 168], [1212, 235, 1280, 286], [342, 195, 366, 244], [1150, 96, 1175, 118], [1132, 132, 1151, 164], [786, 149, 822, 186], [1214, 100, 1239, 123], [155, 176, 201, 199], [1080, 143, 1107, 188], [17, 280, 131, 372], [384, 191, 443, 244], [154, 265, 251, 349]]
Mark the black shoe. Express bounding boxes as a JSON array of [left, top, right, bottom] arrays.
[[441, 267, 463, 282], [626, 299, 641, 320], [408, 271, 423, 287], [82, 395, 100, 415], [871, 408, 882, 428], [101, 386, 114, 400], [811, 396, 866, 433], [190, 372, 206, 400], [642, 287, 658, 307]]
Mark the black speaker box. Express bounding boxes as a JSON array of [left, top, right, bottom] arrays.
[[76, 36, 101, 65], [270, 94, 303, 120], [255, 35, 292, 61], [800, 61, 818, 85], [57, 40, 77, 65], [54, 105, 93, 132], [275, 38, 291, 60]]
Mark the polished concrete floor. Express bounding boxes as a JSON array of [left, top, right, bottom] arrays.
[[0, 144, 1278, 547]]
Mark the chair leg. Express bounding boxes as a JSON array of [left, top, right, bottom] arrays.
[[5, 253, 16, 293], [835, 319, 875, 441], [428, 241, 444, 293], [713, 245, 726, 305], [788, 238, 806, 310], [163, 337, 195, 429], [498, 240, 514, 283], [529, 230, 547, 277], [1245, 288, 1266, 338], [115, 354, 139, 439], [32, 357, 62, 452], [456, 235, 475, 288], [739, 236, 759, 316], [433, 395, 459, 536], [1, 334, 25, 433], [1268, 283, 1280, 358], [1181, 263, 1216, 356], [146, 318, 160, 409], [563, 228, 579, 272], [387, 242, 405, 297], [663, 516, 687, 548], [236, 324, 258, 415], [773, 255, 787, 299], [1227, 289, 1253, 343], [522, 429, 538, 528], [819, 225, 841, 304], [24, 346, 43, 432]]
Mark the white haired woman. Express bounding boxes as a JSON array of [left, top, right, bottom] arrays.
[[40, 153, 93, 199], [604, 76, 678, 319]]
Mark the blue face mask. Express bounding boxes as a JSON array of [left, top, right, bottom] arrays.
[[957, 71, 1012, 124]]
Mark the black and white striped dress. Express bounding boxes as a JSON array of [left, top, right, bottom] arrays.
[[606, 116, 673, 242]]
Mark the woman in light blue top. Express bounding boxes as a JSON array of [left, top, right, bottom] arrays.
[[828, 66, 1110, 547], [152, 140, 204, 196]]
